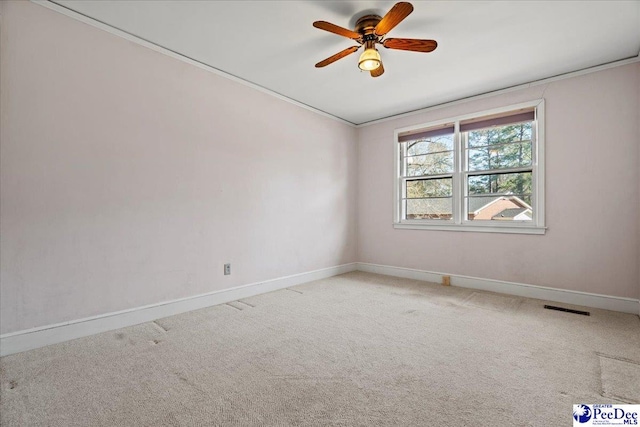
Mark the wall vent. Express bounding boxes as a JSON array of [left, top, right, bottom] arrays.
[[544, 305, 590, 316]]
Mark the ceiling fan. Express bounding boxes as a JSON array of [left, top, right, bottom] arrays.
[[313, 2, 438, 77]]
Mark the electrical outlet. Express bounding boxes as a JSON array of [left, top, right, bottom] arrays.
[[224, 263, 231, 275]]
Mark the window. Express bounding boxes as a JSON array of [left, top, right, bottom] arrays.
[[394, 100, 545, 234]]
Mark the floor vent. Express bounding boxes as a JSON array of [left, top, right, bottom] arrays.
[[544, 305, 590, 316]]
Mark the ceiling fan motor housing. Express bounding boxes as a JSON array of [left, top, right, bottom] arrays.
[[355, 15, 383, 38]]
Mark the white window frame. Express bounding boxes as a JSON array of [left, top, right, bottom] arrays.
[[393, 99, 546, 235]]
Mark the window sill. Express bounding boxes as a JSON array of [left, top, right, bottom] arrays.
[[393, 222, 547, 235]]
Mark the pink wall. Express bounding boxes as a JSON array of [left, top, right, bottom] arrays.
[[0, 1, 357, 334], [357, 63, 640, 299], [2, 2, 638, 336]]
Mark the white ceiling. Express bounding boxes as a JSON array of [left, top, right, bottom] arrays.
[[52, 0, 640, 125]]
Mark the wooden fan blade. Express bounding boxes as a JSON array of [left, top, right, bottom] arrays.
[[370, 63, 385, 78], [383, 38, 438, 53], [374, 2, 414, 36], [315, 46, 360, 68], [313, 21, 361, 40]]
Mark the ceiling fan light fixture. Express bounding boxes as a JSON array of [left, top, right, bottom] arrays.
[[313, 2, 437, 76], [358, 47, 381, 71]]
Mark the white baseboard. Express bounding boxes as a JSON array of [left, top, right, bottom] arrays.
[[2, 261, 637, 357], [0, 263, 357, 357], [356, 263, 640, 315]]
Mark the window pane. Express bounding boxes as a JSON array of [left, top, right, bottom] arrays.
[[467, 195, 532, 221], [406, 152, 453, 176], [468, 141, 532, 171], [407, 134, 454, 156], [407, 178, 452, 198], [468, 172, 532, 196], [467, 122, 532, 149], [406, 198, 452, 220]]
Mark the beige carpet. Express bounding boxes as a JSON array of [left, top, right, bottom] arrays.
[[1, 272, 639, 426]]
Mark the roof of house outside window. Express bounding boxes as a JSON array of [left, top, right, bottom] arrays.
[[492, 208, 531, 219]]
